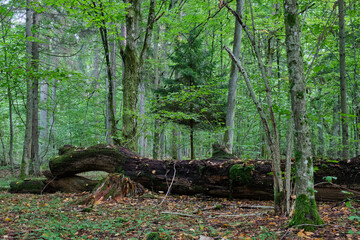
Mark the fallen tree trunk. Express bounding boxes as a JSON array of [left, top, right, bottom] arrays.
[[11, 144, 360, 201]]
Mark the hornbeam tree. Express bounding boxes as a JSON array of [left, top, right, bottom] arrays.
[[118, 0, 156, 151], [283, 0, 324, 230]]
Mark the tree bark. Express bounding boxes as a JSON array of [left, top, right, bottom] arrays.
[[39, 78, 49, 163], [138, 81, 146, 156], [223, 0, 244, 153], [21, 0, 40, 177], [120, 0, 156, 151], [30, 9, 40, 176], [283, 0, 323, 229], [99, 22, 117, 145], [339, 0, 349, 160]]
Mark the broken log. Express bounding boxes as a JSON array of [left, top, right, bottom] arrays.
[[45, 144, 360, 201], [9, 171, 98, 194]]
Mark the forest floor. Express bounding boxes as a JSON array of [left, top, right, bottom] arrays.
[[0, 168, 360, 239]]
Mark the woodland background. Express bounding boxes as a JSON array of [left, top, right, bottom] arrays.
[[0, 0, 359, 175]]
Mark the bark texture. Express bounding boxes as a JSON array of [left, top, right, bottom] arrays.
[[224, 0, 243, 153], [283, 0, 323, 229], [120, 0, 156, 151]]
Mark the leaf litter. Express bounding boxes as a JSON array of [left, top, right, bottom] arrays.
[[0, 190, 359, 239]]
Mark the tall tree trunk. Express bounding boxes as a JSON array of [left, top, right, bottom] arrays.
[[283, 0, 323, 229], [8, 87, 14, 171], [99, 23, 117, 144], [120, 0, 156, 151], [30, 9, 40, 176], [20, 0, 34, 178], [49, 54, 58, 156], [339, 0, 348, 160], [2, 18, 14, 171], [121, 0, 141, 151], [152, 27, 161, 159], [39, 78, 49, 164], [224, 0, 244, 153]]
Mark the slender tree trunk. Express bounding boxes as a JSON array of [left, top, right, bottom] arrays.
[[152, 28, 161, 159], [30, 9, 40, 176], [190, 123, 195, 160], [223, 1, 284, 214], [0, 132, 6, 166], [50, 55, 58, 156], [8, 87, 14, 171], [99, 24, 117, 144], [283, 0, 323, 229], [224, 0, 244, 153], [20, 0, 34, 178], [317, 89, 325, 157], [1, 19, 14, 171], [93, 46, 101, 142], [138, 81, 146, 156], [339, 0, 349, 160], [39, 78, 49, 164], [285, 118, 293, 215], [171, 127, 177, 160], [329, 98, 341, 158]]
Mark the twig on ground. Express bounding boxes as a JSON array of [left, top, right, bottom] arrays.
[[161, 211, 200, 218], [210, 212, 267, 218], [159, 162, 177, 206], [237, 205, 274, 209]]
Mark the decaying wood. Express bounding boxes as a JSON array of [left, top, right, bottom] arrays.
[[10, 144, 360, 201], [80, 173, 145, 205]]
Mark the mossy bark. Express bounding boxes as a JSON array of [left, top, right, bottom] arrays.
[[284, 0, 323, 228], [289, 194, 324, 231]]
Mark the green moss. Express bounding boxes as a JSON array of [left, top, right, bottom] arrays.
[[289, 194, 324, 231], [50, 144, 125, 171], [9, 179, 46, 194], [229, 164, 254, 184]]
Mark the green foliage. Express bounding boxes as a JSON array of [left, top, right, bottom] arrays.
[[146, 232, 162, 240], [323, 176, 337, 183], [156, 31, 225, 130]]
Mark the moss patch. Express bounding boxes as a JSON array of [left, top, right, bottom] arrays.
[[9, 179, 46, 194], [289, 194, 324, 231], [229, 164, 254, 184]]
